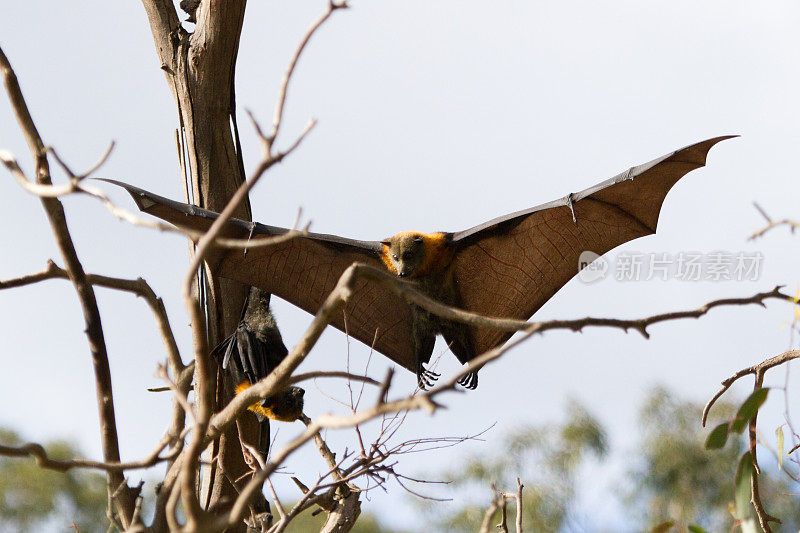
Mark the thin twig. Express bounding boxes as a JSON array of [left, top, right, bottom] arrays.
[[0, 44, 135, 526], [265, 0, 348, 151], [750, 219, 800, 240], [207, 264, 797, 528], [515, 478, 523, 533], [749, 203, 799, 240], [289, 371, 380, 387], [49, 142, 115, 180], [750, 372, 781, 532], [177, 113, 317, 523], [702, 350, 800, 532], [702, 350, 800, 426], [479, 493, 502, 533], [0, 260, 184, 375], [212, 263, 797, 450], [0, 436, 176, 473]]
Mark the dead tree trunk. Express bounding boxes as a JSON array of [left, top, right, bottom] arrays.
[[140, 1, 267, 528]]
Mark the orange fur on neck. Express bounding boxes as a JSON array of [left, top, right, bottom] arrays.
[[235, 381, 301, 422], [417, 232, 453, 276], [235, 381, 263, 416]]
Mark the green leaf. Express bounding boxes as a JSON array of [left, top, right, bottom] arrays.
[[777, 426, 784, 471], [730, 388, 769, 433], [734, 451, 757, 533], [650, 521, 674, 533], [688, 525, 709, 533], [705, 423, 730, 449]]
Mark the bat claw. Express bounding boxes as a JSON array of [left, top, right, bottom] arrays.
[[243, 223, 256, 257], [566, 193, 577, 224], [417, 365, 440, 390], [457, 372, 478, 390]]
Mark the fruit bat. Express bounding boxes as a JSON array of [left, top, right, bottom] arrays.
[[212, 287, 305, 423], [104, 136, 732, 390], [211, 287, 305, 457]]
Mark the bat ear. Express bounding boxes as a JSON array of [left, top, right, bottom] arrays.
[[413, 235, 424, 243], [380, 239, 392, 247]]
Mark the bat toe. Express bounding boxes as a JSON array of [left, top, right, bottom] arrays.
[[457, 372, 478, 390], [417, 365, 440, 390]]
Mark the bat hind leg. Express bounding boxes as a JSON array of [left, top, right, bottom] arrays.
[[457, 372, 478, 390], [442, 326, 479, 390], [412, 318, 437, 390], [417, 362, 440, 390]]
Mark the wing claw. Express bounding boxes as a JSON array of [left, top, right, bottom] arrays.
[[244, 222, 256, 257], [566, 193, 577, 224]]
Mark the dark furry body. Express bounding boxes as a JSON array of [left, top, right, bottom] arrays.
[[382, 233, 479, 389], [212, 288, 304, 456], [409, 274, 479, 389]]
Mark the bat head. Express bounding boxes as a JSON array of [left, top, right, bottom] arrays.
[[261, 386, 305, 422], [381, 231, 427, 278]]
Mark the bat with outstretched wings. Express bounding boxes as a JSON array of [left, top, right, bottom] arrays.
[[105, 136, 733, 389]]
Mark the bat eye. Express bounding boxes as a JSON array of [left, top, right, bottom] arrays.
[[392, 254, 398, 260]]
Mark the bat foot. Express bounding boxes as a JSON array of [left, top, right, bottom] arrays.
[[417, 365, 440, 390], [457, 372, 478, 390]]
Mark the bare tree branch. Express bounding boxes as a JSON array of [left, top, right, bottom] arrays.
[[479, 493, 502, 533], [289, 371, 380, 387], [0, 150, 75, 196], [49, 143, 116, 181], [515, 478, 523, 533], [750, 203, 799, 240], [212, 262, 797, 448], [198, 259, 795, 529], [702, 350, 800, 426], [0, 259, 184, 375], [140, 0, 181, 78], [176, 113, 317, 526], [703, 350, 800, 532], [750, 219, 800, 240], [265, 0, 348, 151], [0, 157, 312, 251], [0, 435, 177, 473], [0, 44, 136, 527]]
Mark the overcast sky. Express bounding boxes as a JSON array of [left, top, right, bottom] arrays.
[[2, 1, 800, 530]]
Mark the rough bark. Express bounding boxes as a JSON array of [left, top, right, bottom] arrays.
[[319, 491, 362, 533], [140, 1, 267, 529]]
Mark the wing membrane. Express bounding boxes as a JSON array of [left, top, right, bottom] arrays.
[[451, 136, 733, 354], [105, 180, 417, 371]]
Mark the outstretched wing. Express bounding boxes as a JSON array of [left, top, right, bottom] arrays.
[[104, 180, 417, 372], [449, 136, 734, 355]]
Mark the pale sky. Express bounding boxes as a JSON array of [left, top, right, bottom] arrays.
[[1, 1, 800, 530]]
